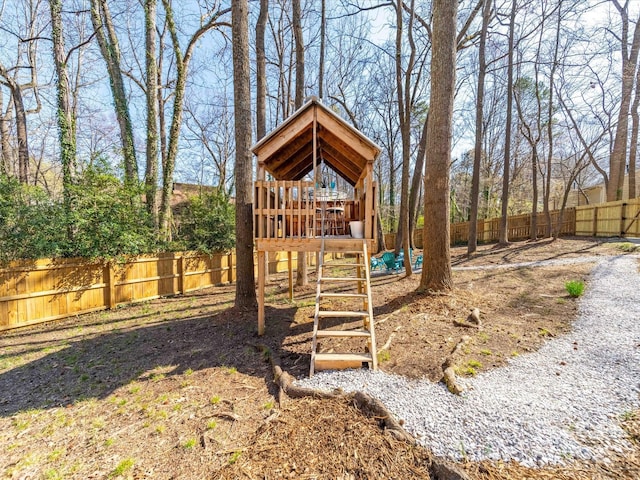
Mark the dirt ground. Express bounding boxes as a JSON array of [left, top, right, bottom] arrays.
[[1, 237, 639, 479]]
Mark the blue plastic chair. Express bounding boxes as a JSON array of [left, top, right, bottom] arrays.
[[370, 256, 384, 271], [414, 254, 423, 270], [381, 252, 402, 272]]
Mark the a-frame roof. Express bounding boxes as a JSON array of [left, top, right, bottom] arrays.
[[251, 97, 381, 186]]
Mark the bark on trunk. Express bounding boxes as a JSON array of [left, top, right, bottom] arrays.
[[144, 0, 159, 229], [419, 0, 456, 293], [232, 0, 257, 308], [90, 0, 138, 185]]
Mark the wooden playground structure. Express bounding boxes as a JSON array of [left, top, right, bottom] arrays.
[[252, 97, 381, 374]]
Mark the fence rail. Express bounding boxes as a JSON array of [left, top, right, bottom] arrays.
[[0, 251, 310, 332]]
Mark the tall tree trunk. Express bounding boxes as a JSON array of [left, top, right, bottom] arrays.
[[408, 113, 429, 248], [232, 0, 257, 308], [158, 0, 227, 239], [318, 0, 326, 100], [0, 66, 30, 183], [256, 0, 268, 140], [49, 0, 76, 237], [468, 0, 491, 255], [144, 0, 159, 229], [256, 0, 269, 281], [608, 2, 640, 201], [543, 3, 562, 238], [629, 34, 640, 200], [90, 0, 138, 185], [292, 0, 308, 287], [395, 0, 414, 276], [419, 0, 456, 293], [0, 89, 12, 176], [530, 145, 539, 240], [498, 0, 516, 245]]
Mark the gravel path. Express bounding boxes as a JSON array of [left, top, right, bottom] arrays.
[[297, 255, 640, 467]]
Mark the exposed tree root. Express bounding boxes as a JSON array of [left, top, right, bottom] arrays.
[[255, 344, 471, 480], [441, 336, 473, 395]]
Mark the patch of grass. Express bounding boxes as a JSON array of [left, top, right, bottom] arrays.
[[109, 458, 134, 478], [207, 420, 218, 430], [150, 373, 165, 382], [104, 438, 115, 447], [210, 396, 221, 405], [467, 359, 482, 369], [223, 366, 237, 375], [228, 450, 242, 464], [48, 448, 66, 462], [128, 385, 141, 394], [479, 349, 492, 356], [44, 469, 63, 480], [13, 418, 30, 431], [615, 242, 640, 252], [477, 332, 490, 343], [184, 368, 194, 376], [263, 400, 275, 410], [565, 280, 585, 298], [538, 327, 552, 337], [511, 350, 519, 357], [377, 350, 391, 363], [183, 438, 196, 449], [155, 424, 166, 434], [620, 410, 637, 421]]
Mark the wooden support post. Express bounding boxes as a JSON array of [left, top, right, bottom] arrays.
[[593, 207, 598, 237], [288, 251, 293, 301], [620, 202, 627, 236], [258, 250, 265, 335]]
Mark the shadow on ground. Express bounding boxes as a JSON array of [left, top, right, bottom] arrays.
[[0, 303, 309, 417]]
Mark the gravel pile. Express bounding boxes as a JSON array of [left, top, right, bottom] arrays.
[[297, 255, 640, 467]]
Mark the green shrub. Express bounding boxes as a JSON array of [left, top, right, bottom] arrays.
[[176, 190, 235, 253], [565, 280, 585, 298]]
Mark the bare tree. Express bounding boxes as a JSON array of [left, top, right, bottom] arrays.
[[608, 0, 640, 201], [49, 0, 76, 209], [292, 0, 309, 287], [158, 0, 230, 239], [498, 0, 517, 245], [419, 0, 457, 293], [144, 0, 159, 229], [394, 0, 414, 276], [89, 0, 137, 185], [468, 0, 492, 254]]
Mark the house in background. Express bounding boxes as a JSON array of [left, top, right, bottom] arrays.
[[565, 170, 640, 207]]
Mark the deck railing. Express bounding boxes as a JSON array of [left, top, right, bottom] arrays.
[[254, 180, 358, 239]]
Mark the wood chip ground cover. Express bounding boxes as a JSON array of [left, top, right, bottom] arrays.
[[0, 237, 638, 479]]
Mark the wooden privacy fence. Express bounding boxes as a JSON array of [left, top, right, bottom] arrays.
[[575, 198, 640, 237], [450, 208, 576, 245], [383, 208, 577, 249], [0, 250, 311, 332]]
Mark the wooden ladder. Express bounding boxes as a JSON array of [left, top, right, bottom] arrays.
[[310, 239, 378, 376]]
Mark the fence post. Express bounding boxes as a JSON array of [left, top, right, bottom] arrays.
[[620, 202, 627, 236], [178, 255, 185, 294], [105, 261, 116, 309], [592, 207, 598, 237]]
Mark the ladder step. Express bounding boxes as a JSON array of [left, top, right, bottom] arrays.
[[317, 310, 368, 318], [320, 276, 365, 282], [316, 329, 371, 338], [319, 292, 368, 298], [314, 353, 373, 371]]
